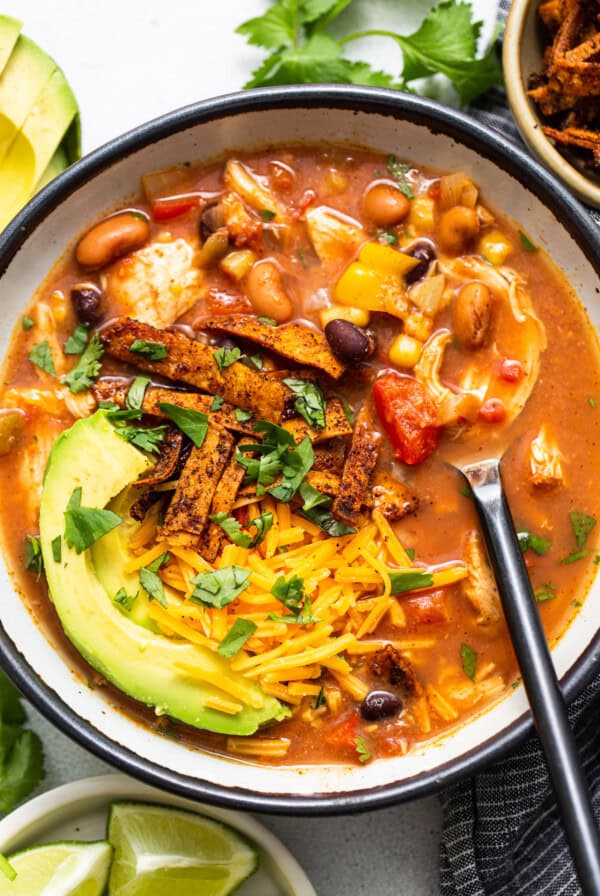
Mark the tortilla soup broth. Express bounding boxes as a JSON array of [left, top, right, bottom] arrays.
[[0, 145, 599, 767]]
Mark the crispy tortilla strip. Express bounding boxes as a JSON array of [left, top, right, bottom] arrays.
[[542, 125, 600, 164], [332, 410, 382, 526], [199, 441, 247, 561], [564, 33, 600, 63], [135, 429, 183, 488], [159, 425, 233, 546], [313, 439, 347, 474], [283, 399, 352, 445], [101, 318, 287, 421], [304, 470, 341, 497], [130, 490, 163, 522], [93, 379, 255, 436], [365, 471, 419, 522], [200, 315, 346, 379]]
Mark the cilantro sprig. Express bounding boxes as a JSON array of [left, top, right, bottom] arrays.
[[63, 486, 122, 553], [0, 670, 44, 814], [62, 332, 104, 393], [236, 420, 314, 503], [211, 510, 273, 548], [269, 573, 319, 624], [236, 0, 502, 106], [191, 566, 251, 608]]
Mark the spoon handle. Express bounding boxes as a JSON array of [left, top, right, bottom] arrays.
[[463, 458, 600, 895]]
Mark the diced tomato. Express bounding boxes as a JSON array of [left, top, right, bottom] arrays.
[[373, 371, 441, 465], [152, 195, 199, 221], [498, 359, 524, 383], [428, 181, 441, 200], [478, 397, 507, 423], [403, 589, 449, 625], [323, 711, 360, 755]]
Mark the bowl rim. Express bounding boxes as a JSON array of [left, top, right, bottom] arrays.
[[503, 0, 600, 209], [0, 83, 599, 815]]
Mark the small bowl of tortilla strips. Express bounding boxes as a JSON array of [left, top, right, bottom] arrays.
[[504, 0, 600, 208]]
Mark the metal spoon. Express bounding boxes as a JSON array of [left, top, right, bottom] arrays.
[[457, 456, 600, 894]]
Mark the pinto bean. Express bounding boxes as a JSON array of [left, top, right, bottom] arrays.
[[362, 182, 411, 227], [75, 211, 150, 270], [437, 206, 479, 254], [453, 281, 492, 348], [245, 260, 292, 322]]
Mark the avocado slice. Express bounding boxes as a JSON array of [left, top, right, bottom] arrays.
[[0, 35, 55, 166], [39, 411, 287, 735], [0, 15, 22, 77], [0, 67, 78, 230], [30, 144, 68, 196]]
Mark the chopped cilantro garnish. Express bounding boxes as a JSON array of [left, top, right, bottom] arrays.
[[389, 570, 434, 595], [218, 618, 257, 657], [459, 484, 473, 499], [21, 315, 34, 331], [354, 735, 371, 763], [519, 230, 538, 252], [517, 531, 551, 556], [258, 316, 277, 327], [406, 548, 416, 561], [63, 486, 122, 553], [114, 587, 138, 612], [376, 229, 398, 245], [588, 397, 597, 409], [283, 377, 327, 429], [235, 407, 253, 423], [28, 340, 56, 376], [298, 480, 356, 536], [569, 511, 596, 549], [191, 566, 251, 608], [260, 208, 276, 221], [112, 422, 167, 454], [210, 510, 273, 548], [210, 395, 224, 411], [340, 397, 355, 425], [130, 339, 167, 360], [213, 346, 242, 372], [298, 480, 330, 512], [236, 420, 314, 503], [386, 155, 414, 198], [460, 643, 477, 681], [572, 599, 582, 608], [24, 534, 43, 579], [269, 574, 319, 624], [158, 403, 208, 448], [51, 535, 62, 563], [139, 566, 167, 607], [126, 375, 151, 411], [314, 687, 326, 710], [534, 582, 557, 603], [62, 332, 104, 393], [246, 353, 264, 371], [64, 323, 89, 355], [560, 549, 589, 566]]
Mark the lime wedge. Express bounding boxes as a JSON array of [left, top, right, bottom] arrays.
[[0, 841, 112, 896], [108, 802, 258, 896]]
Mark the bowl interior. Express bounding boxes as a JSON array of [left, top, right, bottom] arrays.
[[0, 91, 599, 808]]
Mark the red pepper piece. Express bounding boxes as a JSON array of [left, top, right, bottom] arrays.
[[373, 371, 440, 465]]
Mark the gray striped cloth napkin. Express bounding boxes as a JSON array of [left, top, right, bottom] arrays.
[[439, 2, 600, 894]]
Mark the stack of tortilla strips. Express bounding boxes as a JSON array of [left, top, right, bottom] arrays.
[[529, 0, 600, 167], [96, 315, 418, 560]]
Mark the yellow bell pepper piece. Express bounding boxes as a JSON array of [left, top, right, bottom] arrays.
[[359, 241, 419, 277], [334, 263, 389, 311]]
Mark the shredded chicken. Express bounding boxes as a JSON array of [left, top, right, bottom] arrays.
[[528, 423, 565, 489], [462, 530, 502, 625], [305, 206, 364, 265]]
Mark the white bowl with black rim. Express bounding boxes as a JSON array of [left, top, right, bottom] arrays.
[[0, 85, 599, 814]]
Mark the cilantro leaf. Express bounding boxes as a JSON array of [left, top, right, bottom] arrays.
[[114, 587, 138, 612], [28, 340, 56, 376], [0, 728, 44, 813], [191, 566, 251, 608], [236, 421, 314, 503], [140, 566, 167, 607], [460, 643, 477, 681], [560, 549, 589, 566], [158, 403, 209, 448], [235, 407, 254, 424], [517, 530, 551, 556], [63, 487, 122, 553], [386, 155, 414, 198], [130, 339, 168, 361], [299, 480, 331, 511], [569, 511, 596, 549], [270, 574, 319, 623], [236, 0, 299, 50], [389, 570, 434, 594], [245, 33, 352, 89], [519, 230, 538, 253], [535, 582, 557, 603], [213, 346, 242, 372], [211, 510, 273, 548], [113, 422, 167, 454], [64, 323, 89, 355], [24, 534, 43, 580], [126, 376, 151, 411], [354, 735, 371, 763], [0, 670, 26, 724], [298, 482, 356, 536], [210, 395, 224, 411], [260, 209, 276, 222], [62, 332, 104, 393], [21, 316, 34, 331], [51, 535, 62, 563], [218, 618, 257, 658], [258, 316, 277, 326], [283, 377, 327, 429]]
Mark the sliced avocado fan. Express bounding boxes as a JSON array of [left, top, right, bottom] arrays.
[[39, 411, 288, 735]]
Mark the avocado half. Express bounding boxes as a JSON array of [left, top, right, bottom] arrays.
[[39, 411, 287, 735]]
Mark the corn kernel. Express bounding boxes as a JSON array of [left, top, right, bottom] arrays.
[[320, 304, 370, 328], [478, 229, 513, 265], [389, 333, 423, 368], [359, 241, 419, 277], [409, 197, 436, 232], [220, 249, 257, 281], [404, 311, 433, 341]]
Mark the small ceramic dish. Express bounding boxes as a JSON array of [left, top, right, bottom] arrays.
[[0, 774, 316, 896], [504, 0, 600, 209]]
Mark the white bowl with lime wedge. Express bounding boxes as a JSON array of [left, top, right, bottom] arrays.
[[0, 774, 315, 896]]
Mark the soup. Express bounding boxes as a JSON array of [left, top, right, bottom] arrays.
[[1, 146, 599, 767]]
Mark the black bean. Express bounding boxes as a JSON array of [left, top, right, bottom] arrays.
[[404, 240, 436, 285], [71, 283, 104, 325], [324, 319, 375, 364], [200, 202, 226, 243], [360, 689, 403, 722]]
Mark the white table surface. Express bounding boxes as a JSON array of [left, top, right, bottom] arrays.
[[0, 1, 500, 891]]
